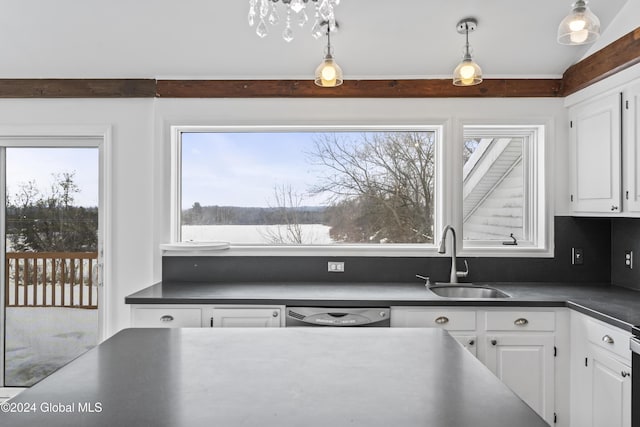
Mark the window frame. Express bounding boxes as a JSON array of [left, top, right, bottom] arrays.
[[459, 124, 550, 256], [169, 122, 552, 257], [170, 124, 445, 257]]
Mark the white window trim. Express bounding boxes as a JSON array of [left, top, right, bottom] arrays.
[[458, 124, 552, 257], [168, 122, 552, 258], [170, 124, 444, 257]]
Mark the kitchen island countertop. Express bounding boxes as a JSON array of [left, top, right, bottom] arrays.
[[0, 327, 548, 427], [126, 281, 640, 331]]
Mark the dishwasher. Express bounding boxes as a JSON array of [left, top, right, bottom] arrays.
[[285, 307, 391, 327]]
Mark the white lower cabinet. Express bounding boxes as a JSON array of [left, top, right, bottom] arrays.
[[570, 312, 631, 427], [484, 310, 556, 426], [391, 306, 563, 426], [131, 306, 203, 328], [485, 334, 555, 424], [204, 307, 282, 327], [390, 307, 478, 357], [130, 305, 284, 328]]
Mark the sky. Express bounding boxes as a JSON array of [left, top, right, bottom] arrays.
[[181, 131, 332, 209], [5, 147, 99, 207]]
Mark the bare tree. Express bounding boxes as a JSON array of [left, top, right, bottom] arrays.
[[261, 184, 305, 244], [308, 132, 435, 243]]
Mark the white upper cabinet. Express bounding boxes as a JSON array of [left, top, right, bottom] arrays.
[[568, 77, 640, 216], [623, 81, 640, 212], [569, 91, 622, 214]]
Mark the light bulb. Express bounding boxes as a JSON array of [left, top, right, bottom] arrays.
[[570, 29, 589, 44], [459, 64, 476, 80], [569, 17, 586, 32], [321, 63, 337, 82]]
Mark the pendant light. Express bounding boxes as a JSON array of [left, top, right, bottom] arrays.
[[314, 22, 343, 88], [453, 18, 483, 87], [557, 0, 600, 45]]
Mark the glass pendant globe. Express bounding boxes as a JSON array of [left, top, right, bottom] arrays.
[[557, 1, 600, 45], [314, 56, 343, 87], [453, 60, 482, 86]]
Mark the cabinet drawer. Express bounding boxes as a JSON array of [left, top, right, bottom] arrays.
[[485, 311, 555, 331], [132, 307, 202, 328], [391, 308, 476, 330], [584, 317, 631, 361]]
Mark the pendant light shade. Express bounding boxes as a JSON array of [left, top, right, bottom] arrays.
[[314, 22, 343, 88], [557, 0, 600, 45], [314, 54, 343, 87], [453, 55, 483, 86], [453, 18, 482, 87]]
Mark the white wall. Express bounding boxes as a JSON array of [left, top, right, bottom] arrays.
[[0, 99, 155, 337], [0, 97, 567, 337]]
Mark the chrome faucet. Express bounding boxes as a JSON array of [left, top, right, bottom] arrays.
[[438, 225, 469, 283]]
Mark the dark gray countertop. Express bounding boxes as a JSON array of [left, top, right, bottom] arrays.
[[125, 281, 640, 331], [0, 328, 547, 427]]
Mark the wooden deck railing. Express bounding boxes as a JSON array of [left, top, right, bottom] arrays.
[[5, 252, 98, 309]]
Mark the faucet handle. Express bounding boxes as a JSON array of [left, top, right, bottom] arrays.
[[416, 274, 431, 286], [456, 259, 469, 279]]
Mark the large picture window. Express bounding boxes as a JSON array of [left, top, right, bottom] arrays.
[[178, 128, 439, 247], [171, 123, 549, 256]]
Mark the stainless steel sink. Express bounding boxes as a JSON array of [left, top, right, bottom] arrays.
[[428, 284, 510, 299]]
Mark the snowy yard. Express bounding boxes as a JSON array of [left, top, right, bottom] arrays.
[[4, 307, 97, 387], [182, 224, 333, 244]]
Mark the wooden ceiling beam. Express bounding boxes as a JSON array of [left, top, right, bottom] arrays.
[[0, 79, 157, 98], [156, 78, 563, 98], [562, 27, 640, 96]]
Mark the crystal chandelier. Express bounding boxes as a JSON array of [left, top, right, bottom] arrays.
[[248, 0, 340, 42]]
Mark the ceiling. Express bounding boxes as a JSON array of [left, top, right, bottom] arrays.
[[0, 0, 630, 79]]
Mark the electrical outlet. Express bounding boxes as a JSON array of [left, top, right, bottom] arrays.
[[625, 250, 633, 269], [572, 248, 584, 265], [328, 261, 345, 273]]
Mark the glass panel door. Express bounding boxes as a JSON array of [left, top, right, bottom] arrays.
[[2, 146, 100, 387]]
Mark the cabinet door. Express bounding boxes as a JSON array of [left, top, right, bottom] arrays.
[[569, 92, 622, 213], [624, 81, 640, 212], [207, 308, 282, 327], [451, 333, 477, 357], [587, 344, 631, 427], [485, 334, 555, 424]]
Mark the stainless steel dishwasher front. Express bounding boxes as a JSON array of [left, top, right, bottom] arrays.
[[285, 307, 391, 327]]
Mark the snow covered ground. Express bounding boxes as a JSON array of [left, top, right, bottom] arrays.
[[4, 307, 98, 387], [182, 224, 333, 244]]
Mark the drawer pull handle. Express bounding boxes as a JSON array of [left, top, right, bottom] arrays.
[[435, 316, 449, 325], [514, 318, 529, 326], [468, 339, 475, 346], [491, 339, 498, 346], [622, 371, 631, 378], [602, 335, 615, 344], [160, 315, 174, 322], [272, 311, 279, 317]]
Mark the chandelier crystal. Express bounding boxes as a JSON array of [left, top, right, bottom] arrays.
[[248, 0, 340, 42]]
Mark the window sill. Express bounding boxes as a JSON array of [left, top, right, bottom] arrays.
[[160, 243, 554, 258]]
